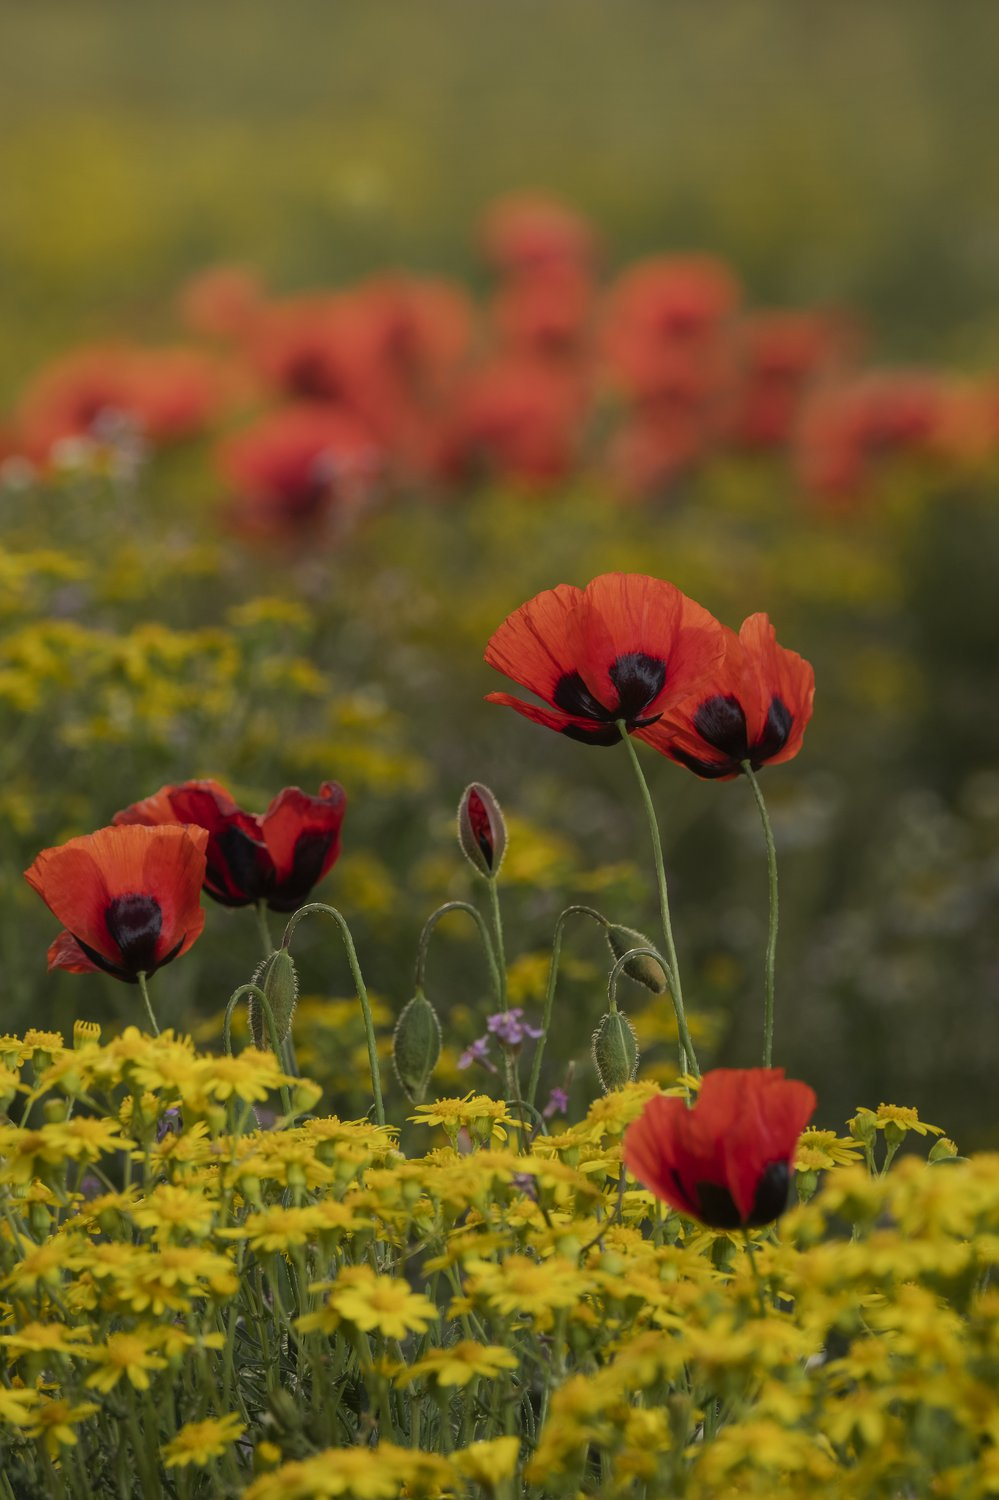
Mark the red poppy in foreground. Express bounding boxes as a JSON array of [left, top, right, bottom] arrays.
[[485, 573, 728, 745], [114, 779, 347, 913], [623, 1067, 816, 1230], [637, 613, 815, 778], [24, 824, 209, 982]]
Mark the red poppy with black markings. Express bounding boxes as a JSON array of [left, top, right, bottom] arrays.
[[114, 779, 346, 913], [637, 613, 814, 778], [484, 573, 728, 746], [24, 824, 209, 982], [623, 1067, 816, 1230]]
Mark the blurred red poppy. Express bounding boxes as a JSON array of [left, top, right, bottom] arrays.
[[435, 359, 586, 487], [15, 345, 226, 463], [114, 779, 346, 913], [218, 404, 381, 538], [24, 825, 208, 982], [623, 1067, 816, 1229], [485, 573, 728, 745], [637, 613, 814, 778], [478, 194, 599, 276]]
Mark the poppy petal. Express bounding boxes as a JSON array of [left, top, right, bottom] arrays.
[[484, 583, 586, 706], [260, 781, 347, 910]]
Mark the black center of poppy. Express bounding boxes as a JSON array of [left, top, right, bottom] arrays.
[[608, 652, 667, 724], [104, 894, 163, 975], [694, 694, 750, 760], [750, 696, 793, 767], [211, 826, 272, 905], [693, 1158, 791, 1230], [552, 653, 666, 733], [268, 829, 335, 912]]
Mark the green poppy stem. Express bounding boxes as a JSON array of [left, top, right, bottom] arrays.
[[742, 762, 779, 1068], [254, 900, 274, 958], [136, 971, 160, 1037], [282, 902, 385, 1127], [618, 725, 700, 1079], [527, 904, 608, 1111]]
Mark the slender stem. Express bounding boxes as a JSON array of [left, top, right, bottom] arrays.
[[742, 1232, 770, 1318], [415, 900, 502, 1006], [136, 971, 160, 1037], [618, 727, 700, 1078], [485, 878, 521, 1103], [283, 903, 385, 1126], [742, 763, 779, 1068], [255, 900, 274, 958], [527, 905, 609, 1110]]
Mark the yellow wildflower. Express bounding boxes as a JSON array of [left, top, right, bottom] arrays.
[[24, 1396, 99, 1456], [401, 1340, 518, 1387], [84, 1330, 168, 1393], [161, 1412, 245, 1468], [452, 1435, 521, 1486], [410, 1093, 516, 1145], [795, 1129, 864, 1171], [299, 1265, 438, 1341]]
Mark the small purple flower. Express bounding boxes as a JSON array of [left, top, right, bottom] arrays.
[[458, 1036, 497, 1074], [511, 1172, 538, 1201], [487, 1008, 544, 1048], [156, 1107, 183, 1142], [543, 1087, 569, 1120]]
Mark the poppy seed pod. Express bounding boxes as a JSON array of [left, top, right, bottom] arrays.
[[606, 924, 670, 995], [249, 948, 299, 1050], [393, 991, 442, 1104], [457, 783, 507, 877], [592, 1010, 640, 1093]]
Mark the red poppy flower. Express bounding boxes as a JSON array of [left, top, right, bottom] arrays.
[[478, 194, 599, 276], [435, 359, 586, 487], [637, 614, 814, 778], [24, 825, 209, 982], [218, 405, 381, 538], [114, 779, 347, 913], [484, 573, 728, 745], [622, 1067, 816, 1229]]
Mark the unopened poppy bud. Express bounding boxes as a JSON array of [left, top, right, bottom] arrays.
[[249, 948, 299, 1050], [592, 1010, 639, 1093], [458, 783, 507, 878], [606, 925, 669, 994], [393, 990, 442, 1104]]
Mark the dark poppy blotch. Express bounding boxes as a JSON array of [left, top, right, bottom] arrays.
[[24, 824, 209, 982], [637, 613, 814, 778], [622, 1067, 817, 1230], [484, 573, 729, 746], [114, 779, 346, 913]]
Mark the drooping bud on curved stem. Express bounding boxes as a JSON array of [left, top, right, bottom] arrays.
[[458, 783, 507, 879], [393, 989, 442, 1104], [592, 1010, 640, 1093], [249, 948, 299, 1050], [606, 925, 673, 995]]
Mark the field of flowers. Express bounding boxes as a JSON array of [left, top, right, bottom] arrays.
[[3, 5, 999, 1495]]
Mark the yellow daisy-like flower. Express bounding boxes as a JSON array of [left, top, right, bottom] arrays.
[[451, 1435, 521, 1487], [299, 1265, 438, 1341], [242, 1443, 450, 1500], [410, 1093, 516, 1145], [84, 1330, 168, 1393], [400, 1340, 518, 1387], [161, 1412, 245, 1468], [0, 1320, 93, 1360], [131, 1184, 216, 1241], [851, 1104, 944, 1140], [795, 1129, 864, 1172], [24, 1397, 99, 1456], [463, 1254, 593, 1324]]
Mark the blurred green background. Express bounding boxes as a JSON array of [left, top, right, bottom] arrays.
[[2, 0, 998, 1144]]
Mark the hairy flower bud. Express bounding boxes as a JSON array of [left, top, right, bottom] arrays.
[[249, 947, 299, 1050], [606, 925, 670, 994], [458, 783, 507, 878], [592, 1009, 639, 1093], [393, 990, 442, 1104]]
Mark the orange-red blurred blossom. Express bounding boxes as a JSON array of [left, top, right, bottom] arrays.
[[623, 1068, 817, 1230]]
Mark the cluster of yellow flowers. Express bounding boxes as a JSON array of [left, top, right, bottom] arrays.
[[0, 1023, 996, 1497]]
